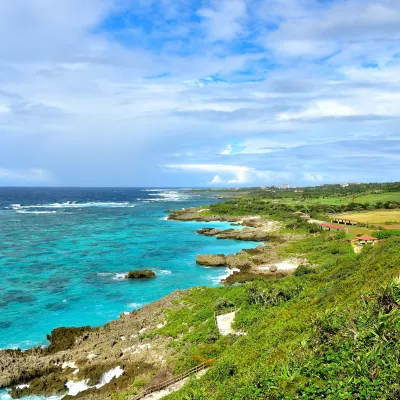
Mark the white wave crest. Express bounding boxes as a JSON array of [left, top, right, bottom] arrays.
[[11, 202, 135, 210], [158, 270, 172, 275], [210, 268, 231, 285], [16, 210, 57, 214], [66, 366, 124, 396], [146, 190, 191, 202], [128, 303, 143, 309], [112, 273, 127, 280]]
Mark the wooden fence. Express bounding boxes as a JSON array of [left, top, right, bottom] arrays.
[[131, 361, 211, 400]]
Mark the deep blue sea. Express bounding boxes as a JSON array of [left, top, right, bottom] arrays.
[[0, 188, 257, 353]]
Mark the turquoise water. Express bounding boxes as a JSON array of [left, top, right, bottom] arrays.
[[0, 188, 258, 351]]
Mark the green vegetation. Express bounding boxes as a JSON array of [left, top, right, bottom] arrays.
[[375, 229, 400, 239], [155, 235, 400, 399], [124, 183, 400, 399], [157, 234, 400, 400]]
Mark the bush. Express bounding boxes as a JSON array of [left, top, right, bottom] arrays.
[[214, 298, 234, 311], [294, 264, 314, 276]]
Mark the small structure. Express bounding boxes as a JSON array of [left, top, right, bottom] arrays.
[[355, 235, 378, 245], [318, 223, 348, 232], [331, 217, 358, 226]]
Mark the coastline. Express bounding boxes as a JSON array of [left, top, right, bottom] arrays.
[[0, 206, 280, 400]]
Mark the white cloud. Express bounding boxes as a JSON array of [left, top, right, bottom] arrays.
[[211, 175, 223, 184], [0, 168, 51, 183], [220, 145, 232, 155], [197, 0, 247, 42], [166, 163, 292, 184]]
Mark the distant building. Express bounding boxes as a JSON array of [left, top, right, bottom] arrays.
[[356, 235, 378, 245], [294, 189, 304, 193], [260, 185, 266, 189], [281, 184, 290, 189], [341, 182, 361, 187]]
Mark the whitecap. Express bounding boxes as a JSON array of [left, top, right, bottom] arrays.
[[16, 384, 30, 389], [128, 303, 143, 310], [65, 379, 90, 396], [95, 366, 124, 387], [16, 210, 57, 214], [65, 366, 124, 396], [145, 190, 192, 202], [112, 273, 127, 281], [10, 202, 134, 210], [209, 268, 231, 285], [158, 270, 172, 275]]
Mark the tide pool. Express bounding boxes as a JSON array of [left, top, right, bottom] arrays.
[[0, 188, 259, 350]]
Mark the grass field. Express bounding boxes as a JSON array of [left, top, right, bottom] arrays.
[[332, 210, 400, 225], [344, 225, 375, 239], [278, 192, 400, 205]]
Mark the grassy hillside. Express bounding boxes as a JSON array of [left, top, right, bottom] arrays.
[[145, 235, 400, 399]]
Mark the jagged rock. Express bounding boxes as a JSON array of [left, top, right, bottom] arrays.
[[225, 255, 253, 270], [196, 254, 227, 266], [197, 228, 222, 236], [47, 326, 92, 353], [217, 228, 270, 242], [125, 270, 156, 279], [11, 373, 68, 399]]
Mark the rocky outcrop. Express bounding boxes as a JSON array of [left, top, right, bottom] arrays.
[[0, 291, 186, 400], [196, 254, 227, 267], [168, 208, 238, 223], [125, 270, 155, 279], [47, 326, 93, 353], [196, 226, 277, 242], [225, 255, 253, 270], [196, 228, 223, 236]]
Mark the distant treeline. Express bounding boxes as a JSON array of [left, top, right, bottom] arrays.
[[209, 198, 400, 218]]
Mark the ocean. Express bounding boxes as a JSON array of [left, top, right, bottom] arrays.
[[0, 187, 258, 352]]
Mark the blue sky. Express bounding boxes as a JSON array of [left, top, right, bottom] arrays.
[[0, 0, 399, 187]]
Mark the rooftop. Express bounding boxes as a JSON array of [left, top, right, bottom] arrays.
[[318, 223, 348, 230], [356, 235, 378, 241]]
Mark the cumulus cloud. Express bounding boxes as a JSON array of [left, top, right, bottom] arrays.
[[0, 0, 399, 186], [166, 163, 292, 185]]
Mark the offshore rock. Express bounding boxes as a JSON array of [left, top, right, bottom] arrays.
[[125, 270, 155, 279]]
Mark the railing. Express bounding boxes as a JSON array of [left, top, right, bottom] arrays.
[[131, 361, 212, 400]]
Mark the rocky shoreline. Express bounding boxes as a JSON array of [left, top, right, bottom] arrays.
[[0, 207, 304, 400], [1, 292, 185, 399], [170, 207, 306, 284]]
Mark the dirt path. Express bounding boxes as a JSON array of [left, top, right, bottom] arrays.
[[216, 311, 236, 336]]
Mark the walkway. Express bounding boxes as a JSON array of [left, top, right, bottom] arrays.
[[216, 311, 236, 336], [140, 369, 207, 400]]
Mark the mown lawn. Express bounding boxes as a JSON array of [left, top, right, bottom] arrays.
[[332, 210, 400, 224]]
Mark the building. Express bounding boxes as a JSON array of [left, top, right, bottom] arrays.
[[356, 235, 378, 245], [318, 223, 348, 232], [330, 217, 358, 226], [281, 184, 290, 189]]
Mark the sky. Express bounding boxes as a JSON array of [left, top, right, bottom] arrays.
[[0, 0, 400, 187]]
